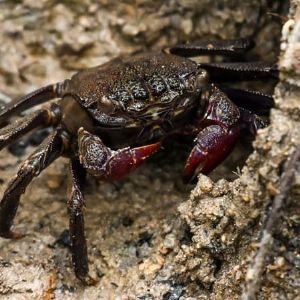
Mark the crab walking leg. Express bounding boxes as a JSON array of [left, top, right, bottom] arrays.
[[238, 107, 266, 135], [0, 104, 62, 151], [0, 81, 67, 124], [78, 128, 161, 180], [221, 87, 274, 116], [0, 129, 68, 238], [198, 61, 278, 82], [68, 158, 95, 284], [183, 85, 241, 182], [168, 38, 255, 57]]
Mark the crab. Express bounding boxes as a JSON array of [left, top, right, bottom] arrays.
[[0, 38, 277, 284]]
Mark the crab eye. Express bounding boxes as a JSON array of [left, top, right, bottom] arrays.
[[98, 95, 115, 113], [195, 69, 209, 88], [185, 76, 196, 92]]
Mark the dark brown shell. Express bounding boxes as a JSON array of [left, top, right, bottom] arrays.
[[65, 52, 199, 128]]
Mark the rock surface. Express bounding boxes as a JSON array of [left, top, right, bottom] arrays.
[[1, 1, 297, 299]]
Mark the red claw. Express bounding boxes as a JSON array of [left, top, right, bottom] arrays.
[[183, 125, 239, 183], [133, 142, 162, 162], [107, 142, 161, 180], [78, 129, 161, 181]]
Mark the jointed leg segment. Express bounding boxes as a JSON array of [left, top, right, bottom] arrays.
[[221, 87, 274, 115], [0, 82, 65, 124], [168, 38, 278, 82], [0, 128, 68, 238], [197, 61, 278, 82], [68, 158, 95, 284], [168, 38, 255, 56], [0, 104, 61, 151]]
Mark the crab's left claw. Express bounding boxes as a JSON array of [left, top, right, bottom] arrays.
[[183, 124, 240, 183], [78, 128, 161, 181]]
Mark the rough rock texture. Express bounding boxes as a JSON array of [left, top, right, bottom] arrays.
[[175, 2, 300, 300], [0, 1, 293, 299]]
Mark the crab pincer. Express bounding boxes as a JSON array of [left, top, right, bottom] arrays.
[[78, 128, 161, 180]]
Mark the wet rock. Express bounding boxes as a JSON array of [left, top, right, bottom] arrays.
[[174, 3, 300, 299]]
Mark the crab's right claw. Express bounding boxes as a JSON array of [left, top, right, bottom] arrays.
[[78, 128, 161, 181], [183, 125, 240, 183]]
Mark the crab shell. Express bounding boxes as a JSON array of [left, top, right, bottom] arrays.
[[60, 52, 208, 148]]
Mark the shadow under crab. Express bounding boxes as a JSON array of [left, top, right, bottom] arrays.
[[0, 38, 277, 284]]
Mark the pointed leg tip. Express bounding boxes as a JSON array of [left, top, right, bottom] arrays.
[[78, 274, 98, 286]]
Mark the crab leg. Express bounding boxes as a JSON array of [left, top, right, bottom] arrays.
[[168, 38, 254, 57], [183, 85, 242, 182], [198, 61, 278, 82], [0, 104, 62, 151], [238, 107, 266, 135], [0, 81, 66, 123], [0, 128, 68, 238], [78, 128, 161, 180], [221, 87, 274, 115], [68, 158, 95, 285]]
